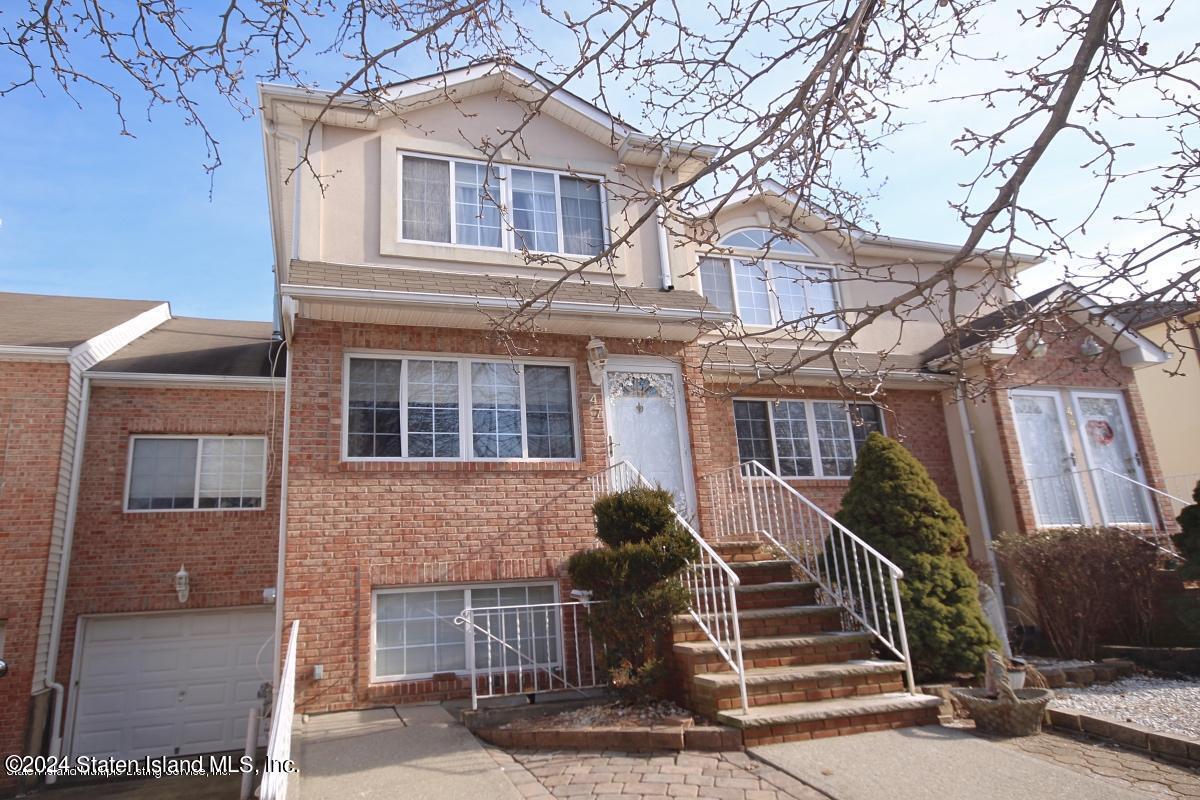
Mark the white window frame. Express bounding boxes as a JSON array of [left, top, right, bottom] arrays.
[[699, 255, 844, 331], [395, 150, 611, 257], [342, 350, 581, 463], [123, 434, 269, 513], [370, 581, 561, 683], [733, 398, 885, 479]]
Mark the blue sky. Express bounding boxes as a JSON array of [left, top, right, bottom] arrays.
[[1, 3, 1192, 321]]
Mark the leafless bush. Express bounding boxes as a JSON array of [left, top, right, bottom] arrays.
[[993, 527, 1159, 660]]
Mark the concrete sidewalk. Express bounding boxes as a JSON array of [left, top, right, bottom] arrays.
[[290, 704, 524, 800], [751, 726, 1147, 800]]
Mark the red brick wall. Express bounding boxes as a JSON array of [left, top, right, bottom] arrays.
[[283, 319, 663, 712], [53, 385, 283, 697], [698, 382, 964, 518], [0, 360, 69, 792], [985, 324, 1172, 534]]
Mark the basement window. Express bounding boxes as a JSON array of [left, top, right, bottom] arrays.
[[125, 436, 267, 511]]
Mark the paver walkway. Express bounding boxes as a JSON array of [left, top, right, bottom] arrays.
[[498, 749, 825, 799], [992, 729, 1200, 799]]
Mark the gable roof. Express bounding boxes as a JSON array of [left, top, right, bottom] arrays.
[[0, 292, 166, 349], [91, 317, 286, 378], [923, 282, 1169, 369], [1109, 299, 1197, 330]]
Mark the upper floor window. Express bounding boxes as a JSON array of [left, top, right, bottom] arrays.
[[346, 355, 578, 461], [398, 153, 606, 257], [719, 227, 815, 256], [733, 400, 883, 478], [126, 436, 267, 511], [700, 256, 841, 328]]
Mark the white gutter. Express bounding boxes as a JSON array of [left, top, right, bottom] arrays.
[[653, 146, 674, 292], [280, 283, 723, 322], [955, 397, 1010, 652], [42, 374, 91, 784], [0, 345, 71, 361], [271, 347, 294, 687], [85, 372, 285, 391]]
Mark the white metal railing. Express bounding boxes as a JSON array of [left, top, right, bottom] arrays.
[[702, 460, 916, 694], [1163, 472, 1199, 515], [258, 620, 298, 800], [455, 601, 605, 710], [590, 461, 749, 714], [1021, 466, 1186, 554]]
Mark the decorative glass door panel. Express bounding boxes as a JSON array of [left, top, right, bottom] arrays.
[[604, 367, 694, 514], [1010, 392, 1086, 526], [1073, 393, 1153, 524]]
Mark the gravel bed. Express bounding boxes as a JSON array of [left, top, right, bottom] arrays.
[[1051, 675, 1200, 740]]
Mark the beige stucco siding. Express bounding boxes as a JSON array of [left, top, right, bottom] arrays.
[[1133, 316, 1200, 494]]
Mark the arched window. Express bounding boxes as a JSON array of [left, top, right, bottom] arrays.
[[718, 227, 815, 257], [699, 229, 841, 329]]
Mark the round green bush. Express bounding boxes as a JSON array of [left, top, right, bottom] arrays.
[[592, 485, 679, 548], [835, 432, 1000, 681]]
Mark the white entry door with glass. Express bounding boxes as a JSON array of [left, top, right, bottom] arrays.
[[603, 358, 696, 515], [1009, 388, 1154, 527]]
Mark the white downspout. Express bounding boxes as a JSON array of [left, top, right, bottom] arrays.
[[42, 373, 91, 782], [272, 346, 294, 687], [956, 397, 1011, 653], [652, 146, 674, 291]]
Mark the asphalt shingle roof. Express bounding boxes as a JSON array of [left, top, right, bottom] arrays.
[[0, 292, 164, 348], [92, 317, 285, 378]]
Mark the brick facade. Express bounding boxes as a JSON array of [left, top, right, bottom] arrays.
[[0, 360, 69, 794], [984, 323, 1173, 534], [53, 384, 283, 707]]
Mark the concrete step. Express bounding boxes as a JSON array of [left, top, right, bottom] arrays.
[[672, 605, 843, 642], [717, 692, 941, 745], [690, 659, 908, 714], [730, 560, 794, 586], [710, 540, 770, 562], [734, 580, 819, 610], [673, 631, 874, 673]]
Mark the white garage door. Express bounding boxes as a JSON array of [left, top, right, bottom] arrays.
[[70, 607, 274, 760]]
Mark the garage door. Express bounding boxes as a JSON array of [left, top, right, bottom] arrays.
[[69, 607, 274, 760]]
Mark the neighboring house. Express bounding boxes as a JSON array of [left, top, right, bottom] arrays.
[[0, 61, 1181, 790], [1114, 300, 1200, 507]]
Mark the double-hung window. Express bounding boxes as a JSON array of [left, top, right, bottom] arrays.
[[398, 153, 606, 256], [346, 355, 577, 461], [701, 256, 841, 328], [373, 583, 558, 680], [732, 400, 883, 478], [126, 436, 267, 511]]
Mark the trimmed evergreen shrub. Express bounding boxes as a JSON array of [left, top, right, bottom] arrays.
[[1175, 479, 1200, 576], [591, 485, 680, 548], [835, 432, 999, 681], [568, 486, 697, 700]]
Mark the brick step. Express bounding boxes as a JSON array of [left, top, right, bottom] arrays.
[[672, 605, 843, 642], [673, 631, 874, 674], [689, 659, 908, 714], [734, 580, 818, 610], [710, 540, 771, 562], [730, 560, 794, 586], [717, 692, 941, 746]]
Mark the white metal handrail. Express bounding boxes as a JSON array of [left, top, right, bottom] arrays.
[[455, 600, 605, 710], [590, 461, 749, 714], [1021, 466, 1185, 554], [702, 460, 916, 694], [259, 620, 298, 800]]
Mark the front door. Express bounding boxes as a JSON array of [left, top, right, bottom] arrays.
[[603, 358, 696, 515], [1010, 390, 1087, 526], [1072, 391, 1154, 524]]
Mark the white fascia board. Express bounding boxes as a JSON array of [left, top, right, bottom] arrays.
[[703, 359, 951, 385], [281, 283, 730, 323], [0, 345, 71, 361], [69, 303, 172, 367], [85, 372, 285, 391]]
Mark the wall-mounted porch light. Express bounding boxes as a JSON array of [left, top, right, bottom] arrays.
[[1023, 332, 1049, 359], [586, 337, 609, 386], [175, 565, 190, 604], [1080, 336, 1104, 358]]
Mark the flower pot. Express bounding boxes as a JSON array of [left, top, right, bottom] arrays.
[[950, 687, 1054, 737]]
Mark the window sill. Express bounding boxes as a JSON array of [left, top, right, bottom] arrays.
[[339, 459, 589, 474], [123, 506, 267, 514]]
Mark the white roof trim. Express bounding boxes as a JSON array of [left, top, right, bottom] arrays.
[[0, 344, 71, 361], [281, 282, 731, 323], [86, 371, 285, 390]]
